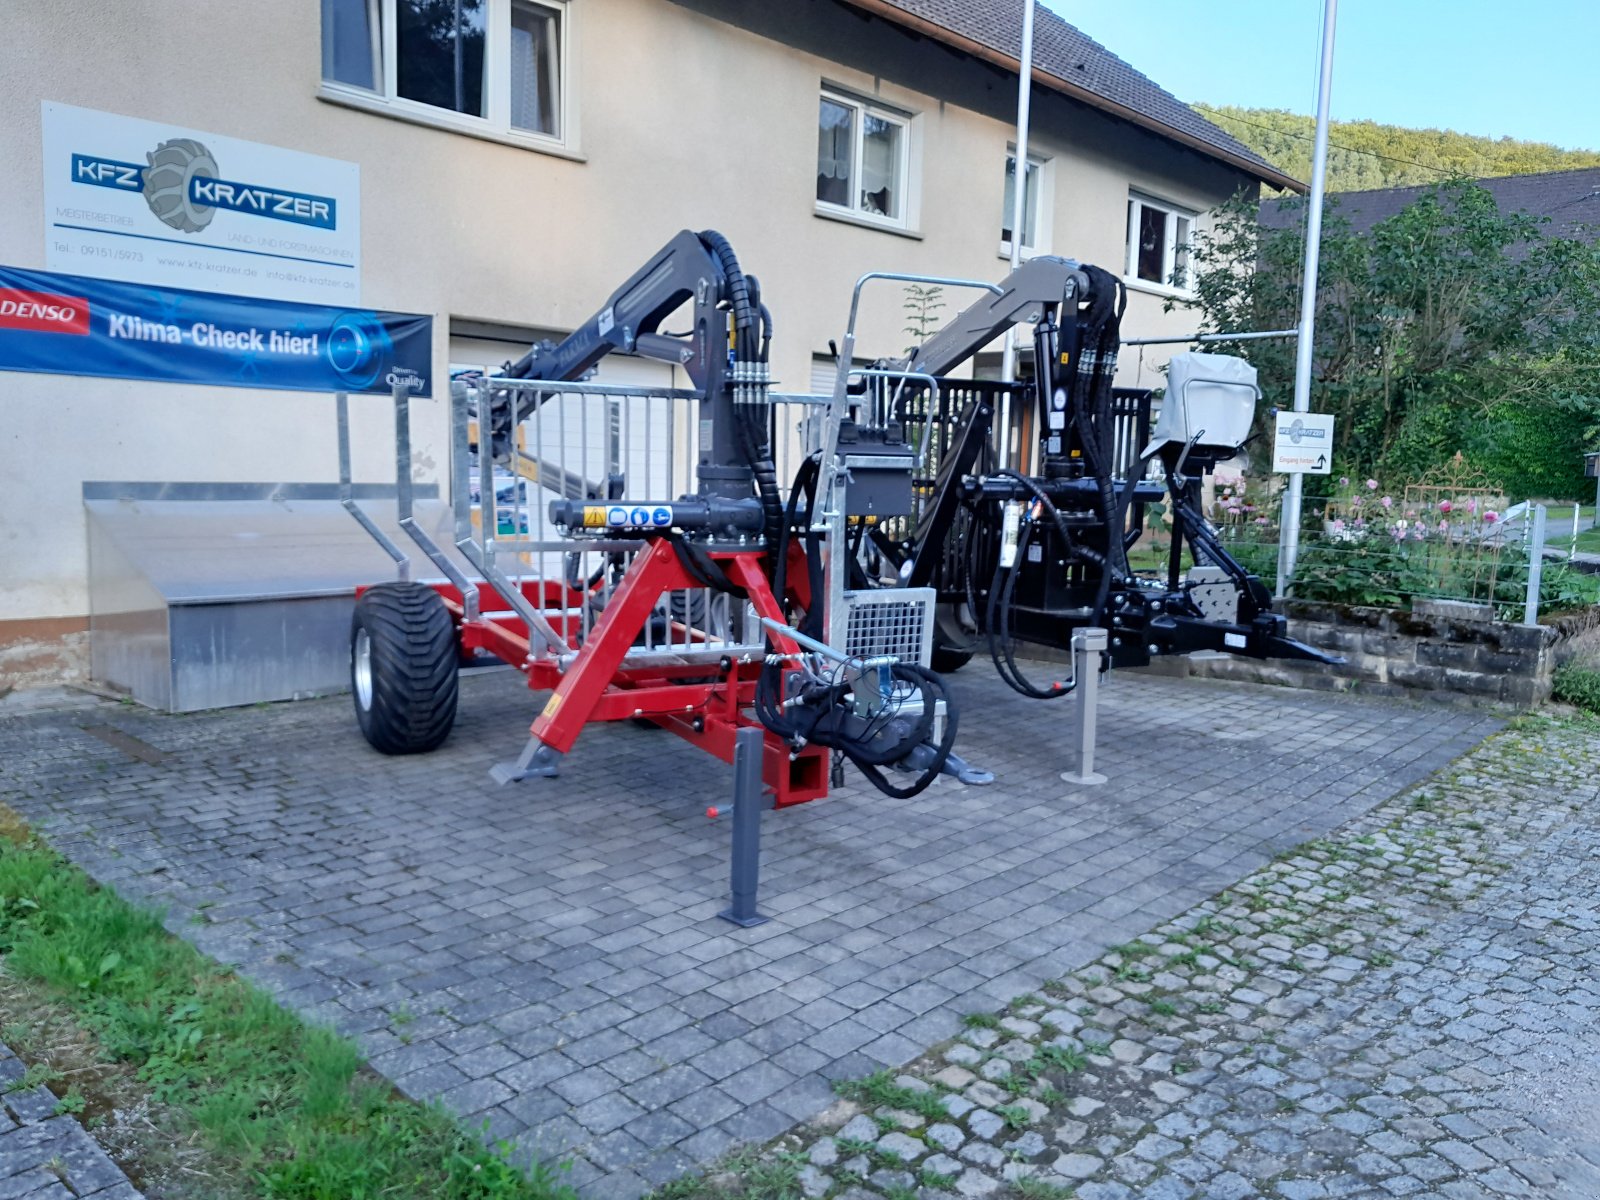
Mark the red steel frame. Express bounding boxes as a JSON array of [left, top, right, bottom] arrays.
[[392, 537, 828, 807]]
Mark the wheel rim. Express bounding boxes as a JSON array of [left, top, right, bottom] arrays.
[[353, 628, 373, 710]]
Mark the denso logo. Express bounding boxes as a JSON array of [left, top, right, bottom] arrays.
[[0, 288, 90, 335]]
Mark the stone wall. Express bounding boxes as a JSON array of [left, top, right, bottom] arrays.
[[1140, 601, 1600, 708]]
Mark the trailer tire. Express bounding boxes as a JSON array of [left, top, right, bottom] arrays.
[[351, 582, 459, 754], [931, 643, 974, 673]]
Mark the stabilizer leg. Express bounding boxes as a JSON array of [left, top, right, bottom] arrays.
[[491, 737, 564, 784]]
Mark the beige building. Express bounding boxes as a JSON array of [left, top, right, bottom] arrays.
[[0, 0, 1297, 689]]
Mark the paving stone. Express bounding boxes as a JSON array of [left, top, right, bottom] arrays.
[[0, 668, 1522, 1197], [926, 1122, 965, 1153], [1053, 1151, 1103, 1179], [875, 1131, 925, 1162], [954, 1168, 1001, 1197], [966, 1109, 1003, 1141]]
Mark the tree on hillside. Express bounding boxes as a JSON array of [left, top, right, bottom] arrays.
[[1178, 181, 1600, 499], [1199, 105, 1600, 192]]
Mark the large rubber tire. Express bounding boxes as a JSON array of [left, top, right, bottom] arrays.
[[931, 643, 974, 673], [351, 582, 459, 754]]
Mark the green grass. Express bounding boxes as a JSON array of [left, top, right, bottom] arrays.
[[1031, 1044, 1087, 1075], [832, 1070, 949, 1121], [0, 835, 572, 1200], [1013, 1178, 1076, 1200], [995, 1103, 1031, 1130]]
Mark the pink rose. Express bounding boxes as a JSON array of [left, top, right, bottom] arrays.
[[1438, 499, 1453, 513], [1381, 496, 1393, 509], [1484, 511, 1498, 524], [1365, 479, 1379, 490]]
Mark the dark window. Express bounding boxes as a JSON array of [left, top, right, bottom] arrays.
[[1137, 204, 1166, 284], [396, 0, 488, 118]]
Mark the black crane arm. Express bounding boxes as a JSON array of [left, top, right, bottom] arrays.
[[503, 228, 746, 389], [891, 255, 1089, 378]]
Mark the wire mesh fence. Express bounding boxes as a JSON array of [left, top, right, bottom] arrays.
[[1148, 459, 1600, 623]]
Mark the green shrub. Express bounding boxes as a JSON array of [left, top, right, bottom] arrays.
[[1552, 663, 1600, 713]]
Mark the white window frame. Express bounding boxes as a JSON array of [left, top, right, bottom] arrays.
[[319, 0, 576, 156], [999, 149, 1051, 260], [1125, 191, 1198, 297], [814, 87, 914, 232]]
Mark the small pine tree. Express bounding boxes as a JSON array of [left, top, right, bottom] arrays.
[[903, 283, 945, 354]]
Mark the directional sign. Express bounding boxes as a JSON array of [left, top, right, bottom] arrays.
[[1273, 411, 1335, 474]]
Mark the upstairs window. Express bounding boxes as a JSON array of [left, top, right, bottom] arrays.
[[1125, 192, 1196, 294], [321, 0, 566, 143], [816, 90, 911, 227], [1001, 151, 1048, 256]]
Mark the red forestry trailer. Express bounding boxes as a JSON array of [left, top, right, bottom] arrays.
[[340, 231, 981, 851]]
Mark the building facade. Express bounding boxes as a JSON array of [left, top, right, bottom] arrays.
[[0, 0, 1295, 688]]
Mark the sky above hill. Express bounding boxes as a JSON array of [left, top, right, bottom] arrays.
[[1050, 1, 1598, 152]]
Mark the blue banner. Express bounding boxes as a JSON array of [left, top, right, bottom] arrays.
[[0, 265, 431, 396]]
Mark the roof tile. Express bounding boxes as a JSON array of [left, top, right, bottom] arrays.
[[872, 0, 1286, 181]]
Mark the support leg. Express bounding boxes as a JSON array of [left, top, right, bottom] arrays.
[[718, 727, 771, 927], [490, 737, 563, 784]]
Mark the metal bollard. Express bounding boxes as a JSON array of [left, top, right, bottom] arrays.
[[1523, 503, 1547, 627], [1060, 627, 1109, 786], [718, 727, 771, 927]]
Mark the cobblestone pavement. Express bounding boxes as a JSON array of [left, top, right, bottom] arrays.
[[0, 1040, 144, 1200], [728, 712, 1600, 1200], [0, 668, 1495, 1196]]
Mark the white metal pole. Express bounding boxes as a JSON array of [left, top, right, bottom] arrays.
[[1278, 0, 1339, 597], [997, 0, 1035, 470]]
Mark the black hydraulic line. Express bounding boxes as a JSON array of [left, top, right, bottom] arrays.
[[756, 451, 954, 798], [985, 518, 1076, 700]]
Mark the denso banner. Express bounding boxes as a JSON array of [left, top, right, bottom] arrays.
[[0, 265, 430, 396], [41, 101, 361, 305]]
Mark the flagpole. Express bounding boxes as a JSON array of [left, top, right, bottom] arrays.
[[997, 0, 1035, 470], [1278, 0, 1338, 596]]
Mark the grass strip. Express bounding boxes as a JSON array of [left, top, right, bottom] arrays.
[[0, 826, 574, 1200]]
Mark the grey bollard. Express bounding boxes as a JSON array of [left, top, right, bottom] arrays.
[[718, 727, 771, 927], [1061, 626, 1109, 786]]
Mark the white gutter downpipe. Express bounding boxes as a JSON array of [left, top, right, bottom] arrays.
[[997, 0, 1035, 470], [1278, 0, 1339, 596]]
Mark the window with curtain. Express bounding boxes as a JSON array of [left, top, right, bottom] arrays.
[[322, 0, 380, 89], [320, 0, 568, 144], [815, 89, 911, 228], [509, 2, 559, 136]]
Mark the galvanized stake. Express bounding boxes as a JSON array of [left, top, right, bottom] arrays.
[[1061, 627, 1109, 786], [718, 727, 771, 927], [1523, 503, 1547, 627]]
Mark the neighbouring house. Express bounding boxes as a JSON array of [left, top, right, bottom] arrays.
[[0, 0, 1299, 691], [1261, 165, 1600, 243]]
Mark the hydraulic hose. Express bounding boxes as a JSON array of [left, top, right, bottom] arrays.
[[758, 453, 954, 798]]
